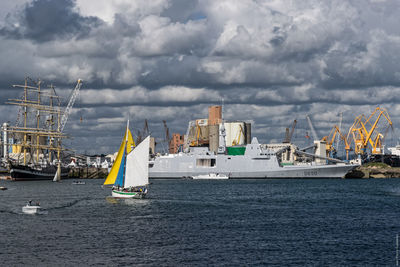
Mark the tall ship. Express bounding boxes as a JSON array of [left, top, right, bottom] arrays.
[[149, 106, 358, 179], [2, 78, 82, 181]]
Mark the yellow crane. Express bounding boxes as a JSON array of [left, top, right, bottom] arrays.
[[232, 125, 245, 146], [190, 122, 202, 147], [321, 125, 351, 159], [347, 107, 392, 155]]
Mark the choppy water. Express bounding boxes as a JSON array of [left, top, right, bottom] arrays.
[[1, 178, 400, 266]]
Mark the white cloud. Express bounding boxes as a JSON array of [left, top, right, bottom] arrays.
[[3, 0, 400, 153], [79, 86, 221, 105]]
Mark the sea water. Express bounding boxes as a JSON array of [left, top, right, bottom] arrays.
[[1, 178, 400, 266]]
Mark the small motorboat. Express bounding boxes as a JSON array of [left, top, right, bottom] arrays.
[[22, 201, 41, 214], [72, 181, 86, 185], [0, 186, 7, 190]]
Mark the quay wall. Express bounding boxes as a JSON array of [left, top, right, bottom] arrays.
[[345, 164, 400, 178]]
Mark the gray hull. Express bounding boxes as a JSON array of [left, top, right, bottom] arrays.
[[149, 142, 358, 179]]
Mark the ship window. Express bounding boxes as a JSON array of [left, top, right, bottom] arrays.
[[196, 158, 216, 167]]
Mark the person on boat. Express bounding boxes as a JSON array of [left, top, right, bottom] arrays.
[[28, 200, 32, 206]]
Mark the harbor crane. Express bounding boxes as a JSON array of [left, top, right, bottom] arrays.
[[283, 119, 297, 143], [184, 120, 195, 152], [190, 121, 202, 147], [347, 107, 392, 155], [162, 120, 170, 152], [53, 79, 82, 182], [59, 79, 83, 132], [335, 112, 343, 150], [136, 119, 149, 144], [232, 124, 245, 146], [306, 115, 319, 141], [321, 125, 351, 160]]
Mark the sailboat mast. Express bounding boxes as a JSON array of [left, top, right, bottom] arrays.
[[122, 120, 129, 187], [7, 78, 68, 177]]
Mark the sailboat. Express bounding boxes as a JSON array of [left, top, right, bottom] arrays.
[[103, 121, 150, 199]]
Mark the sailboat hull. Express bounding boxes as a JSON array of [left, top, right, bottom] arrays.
[[111, 190, 146, 199]]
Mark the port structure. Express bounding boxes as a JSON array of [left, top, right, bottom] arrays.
[[59, 79, 82, 133], [136, 119, 149, 145], [306, 115, 319, 141], [346, 107, 393, 156], [232, 124, 245, 146], [190, 121, 202, 147], [321, 125, 351, 160], [283, 119, 297, 144]]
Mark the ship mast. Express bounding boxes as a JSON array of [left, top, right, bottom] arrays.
[[6, 78, 67, 169]]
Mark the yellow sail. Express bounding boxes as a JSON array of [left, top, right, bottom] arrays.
[[103, 129, 135, 185], [127, 129, 135, 154]]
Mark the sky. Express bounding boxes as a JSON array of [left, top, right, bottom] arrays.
[[1, 0, 400, 155]]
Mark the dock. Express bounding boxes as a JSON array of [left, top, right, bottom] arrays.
[[345, 163, 400, 178]]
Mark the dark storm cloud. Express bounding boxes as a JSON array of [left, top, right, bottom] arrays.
[[161, 0, 201, 23], [1, 0, 102, 42]]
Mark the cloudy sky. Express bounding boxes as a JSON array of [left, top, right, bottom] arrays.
[[1, 0, 400, 155]]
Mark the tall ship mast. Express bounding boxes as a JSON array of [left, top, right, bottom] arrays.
[[3, 78, 78, 180]]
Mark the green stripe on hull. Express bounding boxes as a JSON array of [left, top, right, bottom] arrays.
[[112, 190, 138, 196]]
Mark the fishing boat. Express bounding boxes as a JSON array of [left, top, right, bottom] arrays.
[[103, 122, 150, 199], [22, 201, 41, 214]]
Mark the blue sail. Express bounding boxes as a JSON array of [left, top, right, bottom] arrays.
[[114, 151, 126, 187]]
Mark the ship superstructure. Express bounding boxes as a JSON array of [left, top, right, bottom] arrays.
[[149, 105, 358, 179]]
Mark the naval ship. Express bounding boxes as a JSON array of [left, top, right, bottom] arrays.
[[149, 114, 358, 179]]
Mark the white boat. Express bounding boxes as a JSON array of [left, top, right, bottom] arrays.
[[103, 121, 150, 199], [72, 181, 85, 185], [22, 202, 41, 214], [192, 173, 229, 179], [0, 186, 7, 190]]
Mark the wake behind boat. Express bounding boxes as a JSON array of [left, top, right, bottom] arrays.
[[104, 121, 150, 199]]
